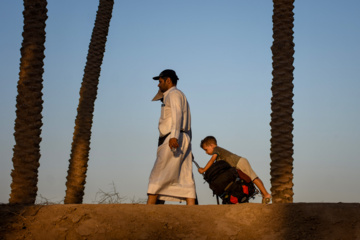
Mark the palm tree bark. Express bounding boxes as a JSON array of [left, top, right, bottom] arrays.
[[9, 0, 48, 204], [270, 0, 295, 203], [64, 0, 114, 204]]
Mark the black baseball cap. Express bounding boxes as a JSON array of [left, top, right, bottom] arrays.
[[152, 69, 179, 81]]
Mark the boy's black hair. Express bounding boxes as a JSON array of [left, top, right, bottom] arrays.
[[200, 136, 217, 148]]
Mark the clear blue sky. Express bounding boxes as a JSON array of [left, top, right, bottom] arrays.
[[1, 0, 359, 204]]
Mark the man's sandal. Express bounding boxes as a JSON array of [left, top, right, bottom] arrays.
[[262, 197, 271, 204]]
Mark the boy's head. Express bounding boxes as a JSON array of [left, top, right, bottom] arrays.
[[200, 136, 217, 155]]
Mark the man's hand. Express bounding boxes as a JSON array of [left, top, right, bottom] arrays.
[[169, 138, 179, 150], [198, 168, 205, 174]]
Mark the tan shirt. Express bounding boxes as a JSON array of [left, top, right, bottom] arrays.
[[213, 146, 242, 168]]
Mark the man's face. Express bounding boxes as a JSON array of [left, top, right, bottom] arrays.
[[158, 77, 170, 93]]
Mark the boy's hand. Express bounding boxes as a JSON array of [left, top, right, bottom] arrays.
[[198, 168, 205, 174]]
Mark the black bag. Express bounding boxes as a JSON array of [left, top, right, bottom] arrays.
[[204, 160, 257, 204]]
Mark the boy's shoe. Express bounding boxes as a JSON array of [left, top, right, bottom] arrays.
[[262, 197, 271, 204]]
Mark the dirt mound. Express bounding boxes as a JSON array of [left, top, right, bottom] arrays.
[[1, 203, 359, 240]]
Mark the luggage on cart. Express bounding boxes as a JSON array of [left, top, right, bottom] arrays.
[[203, 160, 258, 204]]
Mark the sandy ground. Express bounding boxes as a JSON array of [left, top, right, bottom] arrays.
[[1, 203, 360, 240]]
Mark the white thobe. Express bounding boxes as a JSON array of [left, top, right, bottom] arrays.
[[147, 87, 196, 201]]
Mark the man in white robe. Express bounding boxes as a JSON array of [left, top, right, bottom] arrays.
[[147, 69, 196, 205]]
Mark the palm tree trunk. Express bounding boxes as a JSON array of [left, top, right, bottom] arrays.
[[9, 0, 48, 204], [270, 0, 295, 203], [64, 0, 114, 204]]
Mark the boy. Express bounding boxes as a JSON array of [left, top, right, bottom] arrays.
[[198, 136, 271, 204]]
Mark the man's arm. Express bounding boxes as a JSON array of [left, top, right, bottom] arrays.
[[168, 91, 183, 150]]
